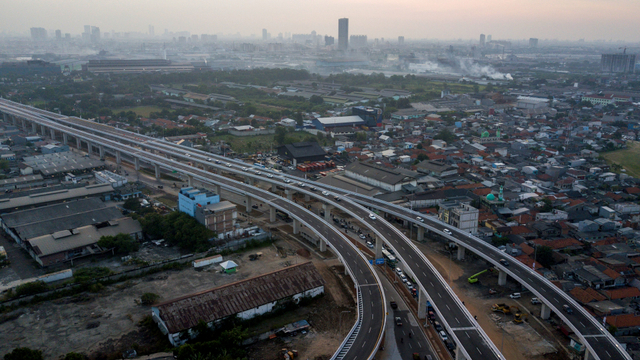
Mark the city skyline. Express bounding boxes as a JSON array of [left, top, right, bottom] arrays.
[[1, 0, 640, 42]]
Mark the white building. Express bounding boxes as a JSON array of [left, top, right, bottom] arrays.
[[94, 170, 128, 188], [438, 201, 479, 235]]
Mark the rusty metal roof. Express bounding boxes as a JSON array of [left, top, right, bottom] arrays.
[[155, 262, 324, 333]]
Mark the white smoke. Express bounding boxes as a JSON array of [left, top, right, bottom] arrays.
[[409, 58, 513, 81]]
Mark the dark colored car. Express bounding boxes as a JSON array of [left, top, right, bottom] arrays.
[[390, 301, 398, 309]]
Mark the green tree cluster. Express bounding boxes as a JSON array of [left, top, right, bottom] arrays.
[[97, 233, 140, 255], [140, 212, 215, 252], [434, 129, 456, 143], [4, 348, 43, 360], [175, 324, 249, 360]]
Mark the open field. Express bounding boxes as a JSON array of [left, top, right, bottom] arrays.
[[602, 141, 640, 177], [210, 132, 326, 154], [112, 106, 163, 117]]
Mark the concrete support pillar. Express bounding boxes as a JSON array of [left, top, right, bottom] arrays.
[[417, 226, 425, 241], [322, 204, 332, 222], [457, 246, 466, 261], [418, 289, 428, 319], [21, 119, 26, 131], [187, 175, 193, 187], [304, 193, 310, 201], [31, 122, 37, 133], [375, 235, 383, 259], [154, 164, 160, 180], [584, 349, 592, 360], [115, 150, 121, 164], [319, 239, 326, 252], [214, 184, 221, 196], [292, 219, 300, 235], [285, 190, 293, 201], [50, 128, 55, 140], [2, 113, 7, 122], [76, 137, 81, 149], [87, 142, 93, 156], [62, 133, 68, 145], [269, 206, 276, 223], [99, 145, 105, 159], [41, 125, 46, 136], [245, 176, 254, 186], [134, 157, 140, 171], [498, 270, 507, 286], [455, 346, 467, 360], [12, 115, 17, 125], [245, 195, 252, 212], [540, 303, 551, 320], [271, 183, 276, 192]]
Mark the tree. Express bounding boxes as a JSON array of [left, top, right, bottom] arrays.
[[355, 132, 367, 142], [416, 142, 423, 149], [309, 95, 324, 105], [64, 353, 85, 360], [434, 129, 456, 143], [274, 126, 288, 145], [4, 348, 43, 360], [535, 245, 555, 269], [140, 292, 160, 305], [294, 112, 303, 126], [98, 234, 139, 255]]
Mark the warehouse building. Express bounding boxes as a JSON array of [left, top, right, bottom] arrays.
[[311, 115, 364, 131], [0, 183, 114, 213], [277, 142, 327, 166], [178, 187, 220, 217], [152, 262, 324, 346], [345, 162, 416, 192], [21, 152, 105, 178]]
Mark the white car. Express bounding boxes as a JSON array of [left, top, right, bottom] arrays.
[[254, 171, 262, 175], [509, 293, 521, 299], [226, 163, 232, 167], [267, 174, 274, 178], [395, 267, 403, 275], [185, 153, 191, 157], [366, 241, 374, 249], [368, 213, 377, 220], [298, 182, 305, 187], [416, 216, 424, 222], [322, 191, 330, 196], [207, 158, 212, 162], [284, 179, 291, 183], [242, 167, 248, 171], [443, 229, 452, 235]]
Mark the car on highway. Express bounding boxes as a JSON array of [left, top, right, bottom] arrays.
[[267, 174, 273, 178], [310, 186, 317, 191], [226, 163, 232, 167], [400, 274, 407, 283], [359, 234, 366, 240], [366, 241, 374, 249], [242, 167, 248, 171], [509, 293, 521, 299], [334, 196, 341, 201], [406, 281, 413, 288], [207, 158, 212, 162], [368, 213, 377, 220], [433, 321, 443, 331], [297, 182, 305, 187], [322, 191, 330, 196], [215, 160, 221, 164], [395, 267, 403, 275], [563, 304, 573, 314], [284, 179, 292, 183], [390, 301, 398, 309], [416, 216, 424, 222], [439, 331, 448, 341], [185, 153, 191, 157], [443, 229, 452, 235], [254, 171, 262, 175], [395, 317, 403, 326], [531, 297, 541, 305], [499, 258, 510, 267]]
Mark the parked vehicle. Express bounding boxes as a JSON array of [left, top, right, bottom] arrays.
[[509, 293, 521, 299], [531, 297, 541, 305]]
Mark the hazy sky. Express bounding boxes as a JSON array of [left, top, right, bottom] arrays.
[[2, 0, 640, 41]]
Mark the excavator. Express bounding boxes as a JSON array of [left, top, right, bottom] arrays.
[[468, 269, 490, 283], [491, 303, 511, 314], [513, 307, 528, 323]]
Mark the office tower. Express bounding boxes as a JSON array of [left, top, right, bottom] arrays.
[[65, 33, 71, 40], [191, 34, 198, 42], [338, 18, 349, 51], [325, 36, 335, 46], [30, 27, 47, 40], [350, 35, 367, 48], [91, 26, 100, 43], [262, 29, 268, 41], [529, 38, 538, 48], [601, 53, 636, 74], [479, 34, 485, 47], [84, 25, 91, 34], [149, 25, 155, 36], [398, 36, 404, 45], [487, 35, 492, 42], [55, 30, 62, 40]]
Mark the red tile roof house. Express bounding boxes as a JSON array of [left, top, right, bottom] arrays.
[[606, 314, 640, 335], [601, 287, 640, 301]]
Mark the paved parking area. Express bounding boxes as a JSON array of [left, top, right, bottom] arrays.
[[0, 234, 43, 287]]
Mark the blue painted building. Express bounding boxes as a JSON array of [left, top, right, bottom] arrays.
[[41, 143, 70, 154], [352, 106, 382, 127], [178, 187, 220, 217]]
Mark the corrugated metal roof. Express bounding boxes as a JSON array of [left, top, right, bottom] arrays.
[[155, 262, 324, 333]]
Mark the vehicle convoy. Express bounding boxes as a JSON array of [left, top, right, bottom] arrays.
[[491, 303, 511, 314]]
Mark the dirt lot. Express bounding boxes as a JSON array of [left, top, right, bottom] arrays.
[[413, 240, 564, 360], [0, 238, 356, 359]]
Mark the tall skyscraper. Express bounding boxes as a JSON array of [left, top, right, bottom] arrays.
[[601, 53, 636, 74], [149, 25, 155, 36], [479, 34, 486, 47], [338, 18, 349, 51], [325, 36, 335, 46], [398, 36, 404, 45], [262, 29, 268, 41], [91, 26, 100, 43], [487, 35, 492, 42], [529, 38, 538, 48], [55, 30, 62, 40]]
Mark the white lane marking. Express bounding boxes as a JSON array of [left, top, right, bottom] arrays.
[[579, 321, 585, 327], [408, 343, 412, 349], [446, 305, 450, 311], [605, 351, 611, 358], [456, 317, 460, 324], [438, 293, 442, 298], [430, 282, 434, 287], [466, 332, 470, 338], [423, 272, 427, 277], [554, 298, 560, 303], [476, 347, 482, 355]]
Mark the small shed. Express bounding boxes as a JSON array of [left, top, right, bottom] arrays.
[[220, 260, 238, 274]]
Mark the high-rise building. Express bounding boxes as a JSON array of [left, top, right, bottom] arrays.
[[338, 18, 349, 51], [149, 25, 155, 36], [84, 25, 91, 35], [349, 35, 367, 48], [487, 35, 492, 42], [55, 30, 62, 41], [529, 38, 538, 48], [601, 53, 636, 74], [30, 27, 47, 40], [325, 35, 335, 46], [91, 26, 100, 43], [398, 36, 404, 45], [262, 29, 268, 41], [479, 34, 486, 47]]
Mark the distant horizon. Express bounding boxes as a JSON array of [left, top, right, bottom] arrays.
[[1, 0, 640, 42]]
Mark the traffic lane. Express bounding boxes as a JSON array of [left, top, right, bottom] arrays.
[[345, 285, 384, 360], [589, 336, 626, 360], [392, 310, 434, 360], [337, 201, 475, 329], [454, 329, 493, 359]]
